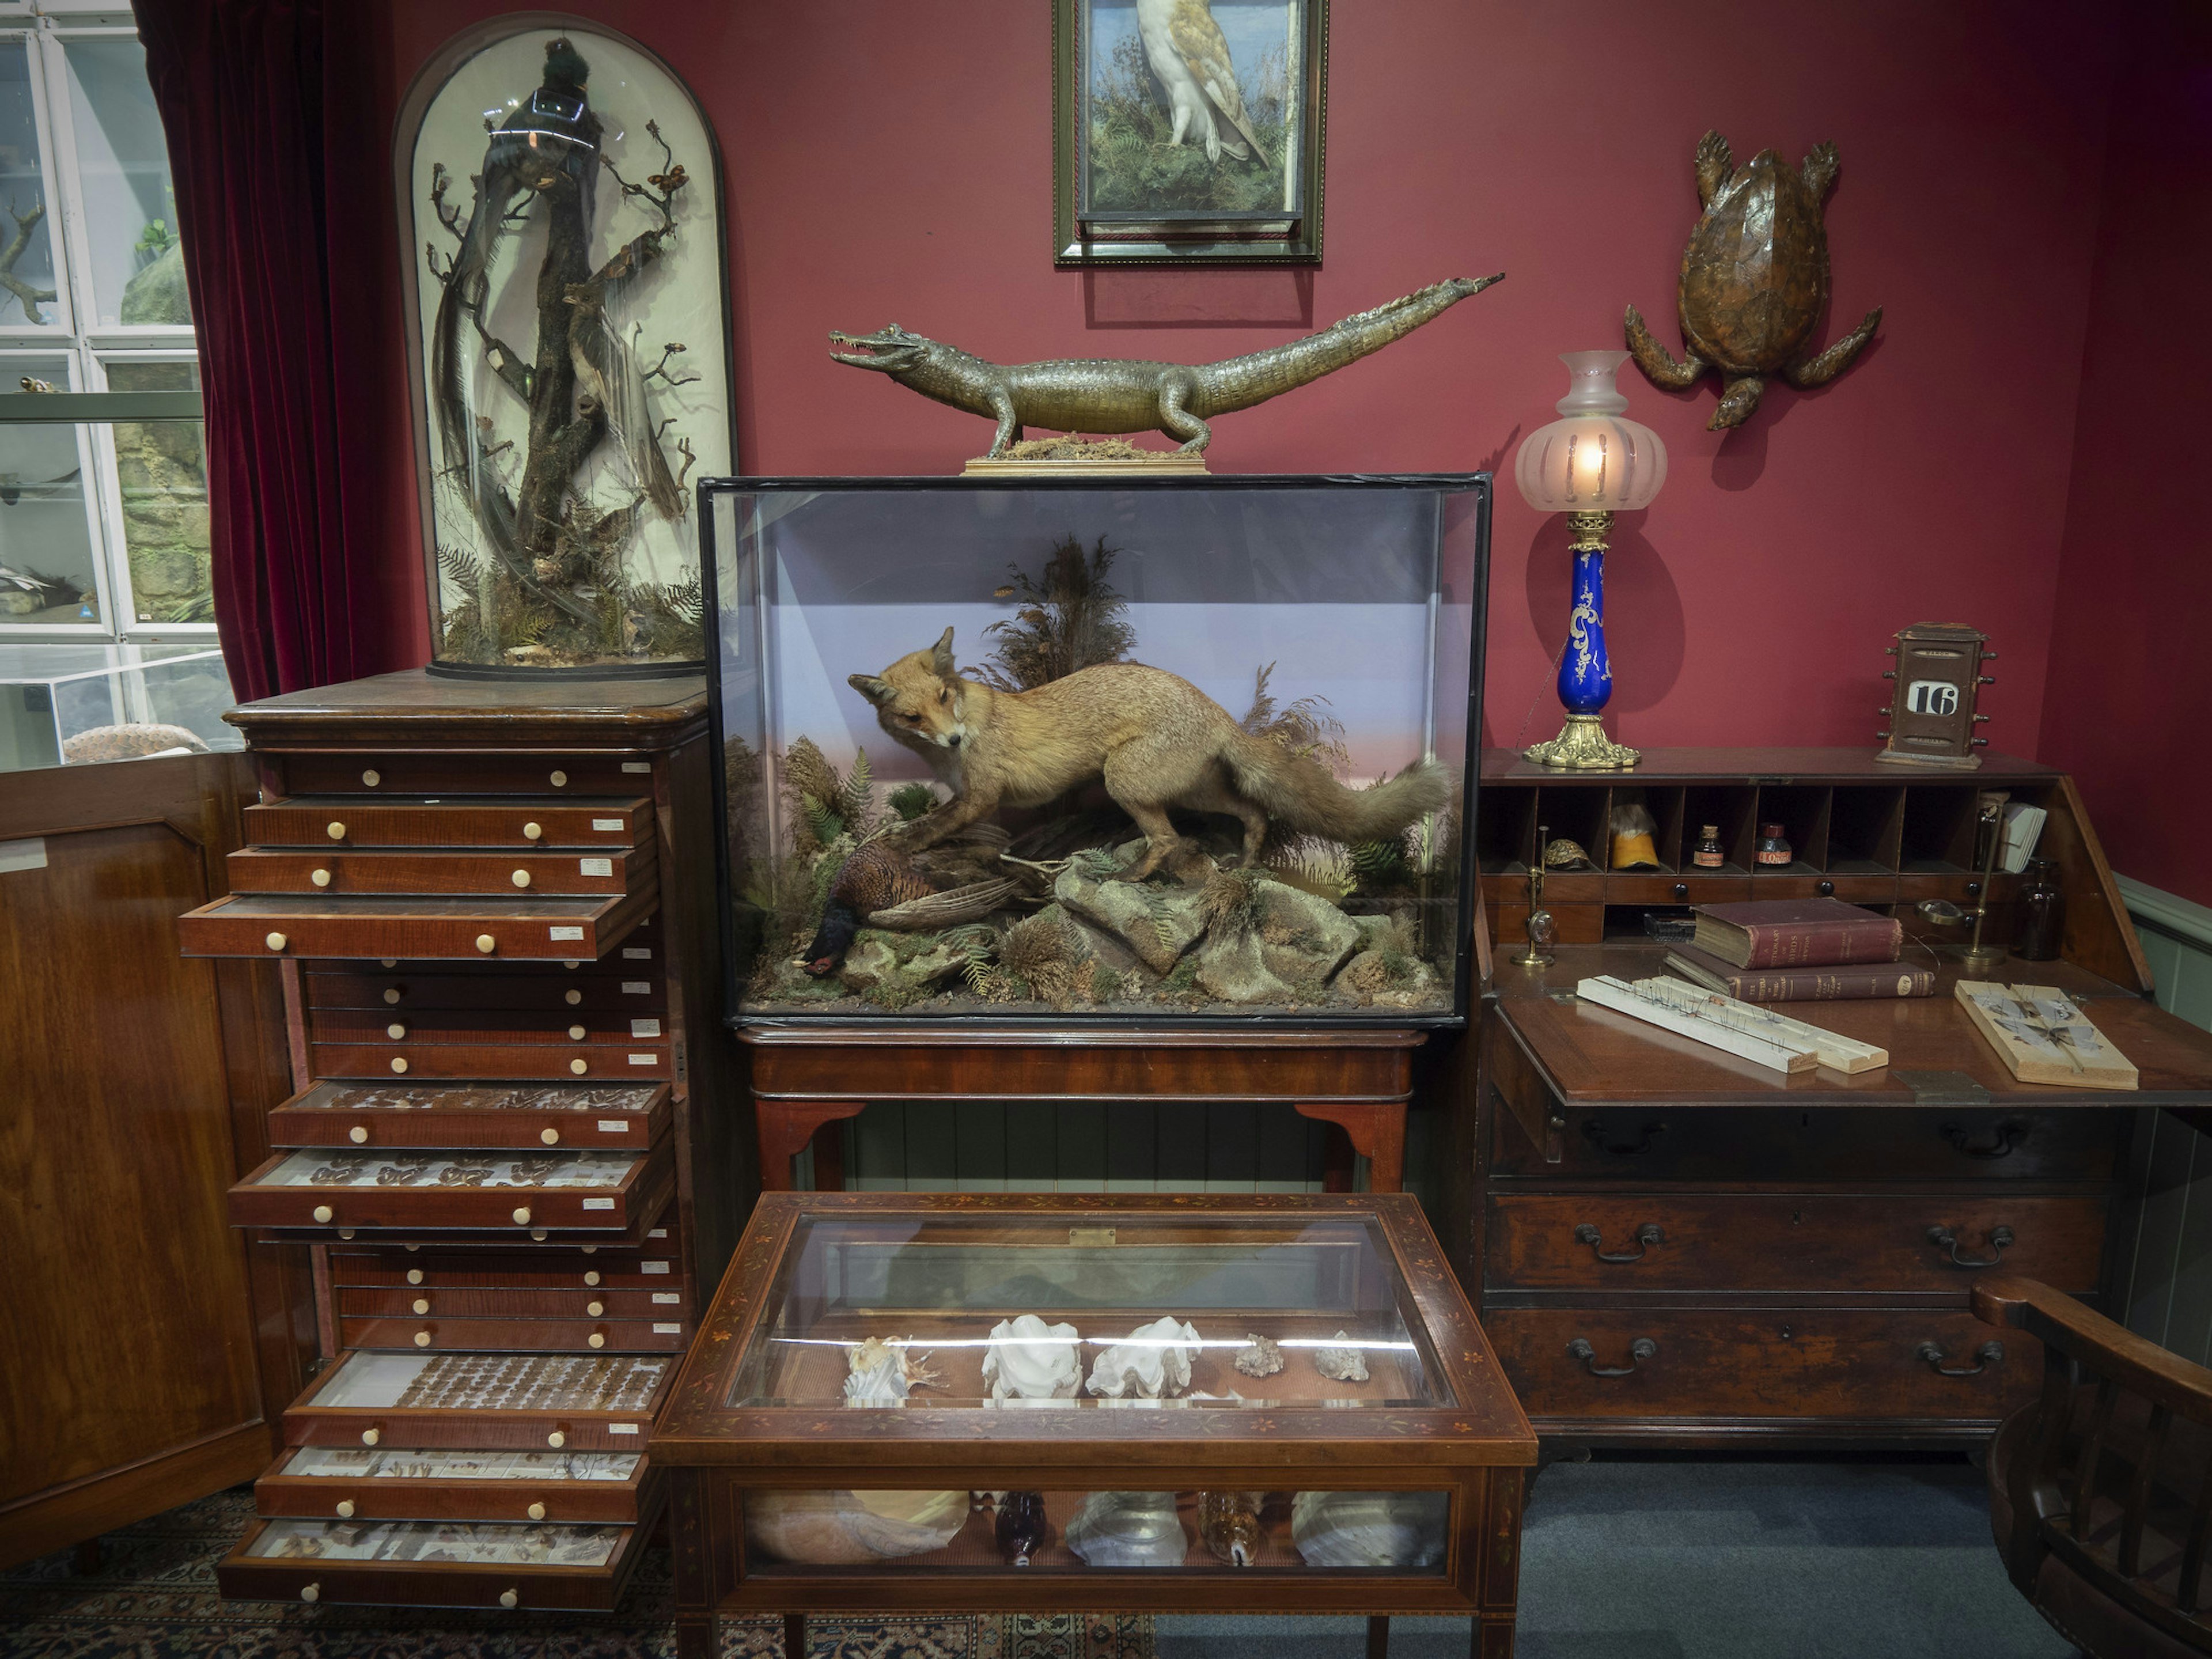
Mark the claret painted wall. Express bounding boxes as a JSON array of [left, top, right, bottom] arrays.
[[335, 1, 2203, 894]]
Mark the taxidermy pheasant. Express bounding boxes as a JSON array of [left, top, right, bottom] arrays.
[[798, 834, 1026, 978], [1135, 0, 1266, 165], [1624, 130, 1882, 430]]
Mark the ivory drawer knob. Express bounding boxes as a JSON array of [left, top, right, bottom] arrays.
[[527, 1502, 547, 1522], [403, 1243, 419, 1252], [414, 1330, 431, 1348], [586, 1300, 605, 1317], [412, 1298, 430, 1315], [582, 1271, 601, 1286], [265, 932, 287, 952], [348, 1125, 368, 1144], [312, 1205, 334, 1223], [569, 1058, 588, 1075], [361, 1427, 380, 1446], [550, 770, 568, 787], [334, 1500, 355, 1518], [310, 868, 332, 888], [383, 988, 402, 1005], [588, 1331, 607, 1349], [300, 1583, 320, 1603], [499, 1588, 520, 1609], [389, 1058, 408, 1075], [522, 822, 544, 841], [476, 934, 497, 955], [337, 1228, 355, 1239], [531, 1228, 548, 1241], [326, 822, 346, 840], [540, 1127, 560, 1146], [568, 1024, 586, 1040], [387, 1022, 406, 1040], [579, 1244, 597, 1255], [361, 769, 380, 787], [381, 959, 397, 968], [512, 870, 531, 889], [406, 1268, 424, 1285], [512, 1206, 532, 1225], [546, 1430, 565, 1448], [565, 989, 582, 1006]]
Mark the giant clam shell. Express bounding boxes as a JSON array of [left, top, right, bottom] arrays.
[[1291, 1490, 1446, 1569], [1086, 1316, 1200, 1399], [1066, 1491, 1188, 1567], [980, 1313, 1081, 1401]]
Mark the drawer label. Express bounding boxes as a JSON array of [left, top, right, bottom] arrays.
[[630, 1019, 661, 1037], [622, 948, 652, 960], [549, 926, 585, 941], [647, 1228, 667, 1239], [609, 1423, 639, 1435], [628, 1054, 655, 1066], [582, 1198, 615, 1210], [592, 818, 623, 831], [596, 1120, 630, 1133], [0, 838, 47, 874], [579, 858, 613, 877], [642, 1260, 669, 1274], [652, 1291, 680, 1304], [620, 980, 650, 994], [621, 762, 650, 774], [653, 1323, 683, 1334]]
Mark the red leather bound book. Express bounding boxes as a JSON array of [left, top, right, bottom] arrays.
[[1664, 942, 1934, 1001], [1688, 897, 1904, 969]]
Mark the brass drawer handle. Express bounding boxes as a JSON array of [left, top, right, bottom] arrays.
[[1925, 1224, 2014, 1268], [1574, 1222, 1662, 1263], [1939, 1118, 2029, 1159], [1581, 1117, 1666, 1156], [1917, 1339, 2003, 1376], [1567, 1336, 1656, 1377]]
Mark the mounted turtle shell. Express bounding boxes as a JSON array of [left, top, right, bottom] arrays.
[[1625, 130, 1883, 430]]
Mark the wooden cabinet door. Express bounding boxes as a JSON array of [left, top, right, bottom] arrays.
[[0, 752, 309, 1567]]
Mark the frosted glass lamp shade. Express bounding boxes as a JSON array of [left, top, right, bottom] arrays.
[[1515, 351, 1668, 513]]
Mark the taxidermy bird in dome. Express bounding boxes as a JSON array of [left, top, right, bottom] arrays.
[[487, 37, 601, 200], [1135, 0, 1267, 165]]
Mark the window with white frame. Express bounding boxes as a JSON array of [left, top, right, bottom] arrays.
[[0, 3, 209, 643]]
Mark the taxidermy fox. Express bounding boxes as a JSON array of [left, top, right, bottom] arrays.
[[849, 628, 1450, 882]]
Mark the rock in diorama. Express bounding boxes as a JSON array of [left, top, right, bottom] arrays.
[[706, 478, 1489, 1023]]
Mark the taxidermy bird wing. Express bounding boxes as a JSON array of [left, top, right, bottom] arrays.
[[429, 154, 525, 563], [1168, 0, 1266, 162], [572, 308, 684, 521]]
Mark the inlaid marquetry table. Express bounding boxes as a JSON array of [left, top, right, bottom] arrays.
[[653, 1192, 1536, 1657]]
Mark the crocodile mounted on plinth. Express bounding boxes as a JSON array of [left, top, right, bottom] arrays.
[[828, 275, 1504, 472]]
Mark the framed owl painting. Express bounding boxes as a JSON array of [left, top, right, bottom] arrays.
[[1052, 0, 1328, 264]]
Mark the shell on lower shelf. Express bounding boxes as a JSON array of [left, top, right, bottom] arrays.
[[1197, 1489, 1264, 1567], [744, 1488, 967, 1564], [980, 1313, 1082, 1401], [1066, 1491, 1189, 1567], [1291, 1490, 1448, 1569], [1087, 1316, 1200, 1399]]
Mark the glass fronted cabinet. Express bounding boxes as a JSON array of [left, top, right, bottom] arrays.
[[0, 641, 238, 771]]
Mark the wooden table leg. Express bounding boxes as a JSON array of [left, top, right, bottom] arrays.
[[785, 1611, 806, 1656], [1366, 1613, 1390, 1657], [810, 1119, 847, 1192], [669, 1469, 722, 1659], [1294, 1100, 1407, 1192], [755, 1100, 866, 1192]]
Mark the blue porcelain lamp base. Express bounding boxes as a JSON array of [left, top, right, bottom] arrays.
[[1524, 510, 1642, 770]]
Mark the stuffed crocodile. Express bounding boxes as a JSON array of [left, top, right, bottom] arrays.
[[828, 275, 1504, 457]]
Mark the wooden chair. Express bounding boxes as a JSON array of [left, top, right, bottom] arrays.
[[1974, 1275, 2212, 1657]]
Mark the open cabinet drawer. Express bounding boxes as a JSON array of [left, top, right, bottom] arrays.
[[217, 1481, 665, 1610], [243, 795, 654, 850], [338, 1314, 690, 1353], [176, 890, 655, 961], [329, 1243, 681, 1292], [229, 1142, 673, 1234], [267, 1081, 671, 1152], [282, 1349, 675, 1452], [254, 1444, 662, 1525], [226, 844, 657, 899]]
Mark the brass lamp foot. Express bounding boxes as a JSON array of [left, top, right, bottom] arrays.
[[1524, 713, 1640, 770]]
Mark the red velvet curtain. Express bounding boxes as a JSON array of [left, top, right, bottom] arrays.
[[138, 0, 400, 700]]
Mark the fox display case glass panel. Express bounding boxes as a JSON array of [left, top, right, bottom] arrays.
[[700, 476, 1488, 1028], [395, 22, 736, 677], [1052, 0, 1328, 264], [1876, 622, 1995, 770]]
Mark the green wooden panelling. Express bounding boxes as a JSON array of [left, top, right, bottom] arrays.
[[2119, 893, 2212, 1359]]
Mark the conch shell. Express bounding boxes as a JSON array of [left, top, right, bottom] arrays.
[[843, 1336, 941, 1406]]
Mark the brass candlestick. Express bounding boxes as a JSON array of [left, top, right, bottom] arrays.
[[1916, 798, 2007, 972], [1512, 823, 1556, 969]]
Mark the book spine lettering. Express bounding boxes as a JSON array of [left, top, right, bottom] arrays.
[[1738, 919, 1903, 969], [1727, 967, 1935, 1001]]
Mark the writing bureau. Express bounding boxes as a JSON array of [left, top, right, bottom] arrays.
[[1462, 749, 2212, 1452]]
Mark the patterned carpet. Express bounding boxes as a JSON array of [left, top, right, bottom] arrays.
[[0, 1489, 1153, 1659]]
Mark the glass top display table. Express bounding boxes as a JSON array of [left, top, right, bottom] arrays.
[[653, 1193, 1536, 1658]]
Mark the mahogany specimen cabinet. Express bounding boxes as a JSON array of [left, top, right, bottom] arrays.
[[175, 671, 749, 1611], [1462, 748, 2212, 1453]]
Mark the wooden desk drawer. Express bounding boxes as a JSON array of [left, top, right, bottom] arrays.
[[230, 1143, 672, 1233], [1596, 875, 1757, 906], [331, 1249, 681, 1292], [1490, 902, 1605, 946], [253, 1444, 658, 1527], [306, 964, 667, 1013], [280, 1349, 673, 1452], [1486, 1193, 2105, 1294], [1488, 1306, 2038, 1424], [339, 1316, 689, 1353], [313, 1041, 673, 1083], [1491, 1106, 2115, 1183], [338, 1285, 690, 1320], [277, 753, 658, 798], [178, 891, 653, 961], [268, 1081, 668, 1152], [315, 1008, 671, 1049], [1744, 875, 1900, 903], [245, 796, 653, 850], [228, 846, 654, 899]]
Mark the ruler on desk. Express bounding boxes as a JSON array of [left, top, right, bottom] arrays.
[[1576, 975, 1889, 1075]]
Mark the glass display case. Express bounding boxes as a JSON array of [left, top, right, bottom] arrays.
[[655, 1194, 1533, 1651], [703, 476, 1489, 1027], [0, 641, 238, 771]]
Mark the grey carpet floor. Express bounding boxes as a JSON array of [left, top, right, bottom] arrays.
[[1156, 1455, 2075, 1659]]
